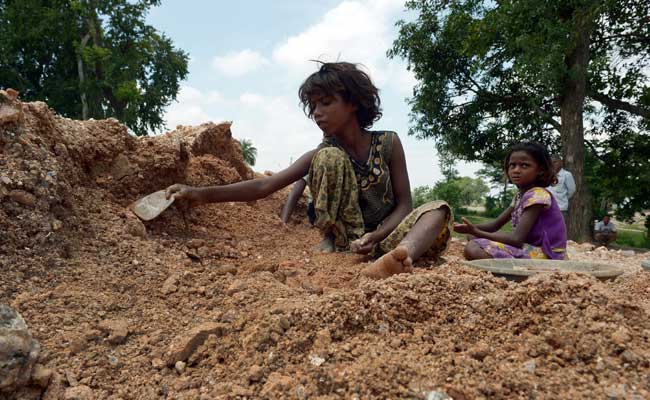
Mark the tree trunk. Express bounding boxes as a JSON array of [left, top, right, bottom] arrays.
[[560, 14, 592, 242], [76, 34, 91, 119]]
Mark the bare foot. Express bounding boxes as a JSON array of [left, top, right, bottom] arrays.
[[314, 232, 335, 253], [360, 246, 413, 279]]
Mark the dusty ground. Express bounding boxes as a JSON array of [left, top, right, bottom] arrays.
[[1, 94, 650, 399]]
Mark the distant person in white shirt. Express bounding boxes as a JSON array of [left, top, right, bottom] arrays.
[[548, 154, 576, 222], [594, 215, 617, 246]]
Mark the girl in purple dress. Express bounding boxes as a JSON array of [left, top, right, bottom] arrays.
[[455, 142, 567, 260]]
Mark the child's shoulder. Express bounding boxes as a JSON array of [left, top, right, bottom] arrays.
[[521, 187, 552, 208]]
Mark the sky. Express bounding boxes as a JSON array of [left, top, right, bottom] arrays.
[[147, 0, 481, 188]]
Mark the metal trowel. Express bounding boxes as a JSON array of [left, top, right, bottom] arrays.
[[130, 190, 175, 221]]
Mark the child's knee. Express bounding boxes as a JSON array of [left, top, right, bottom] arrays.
[[312, 147, 347, 167]]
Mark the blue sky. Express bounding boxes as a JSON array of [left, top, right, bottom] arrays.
[[147, 0, 480, 187]]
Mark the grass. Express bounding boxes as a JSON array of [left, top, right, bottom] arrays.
[[455, 213, 650, 249]]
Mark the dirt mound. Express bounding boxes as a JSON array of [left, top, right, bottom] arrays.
[[2, 92, 650, 399]]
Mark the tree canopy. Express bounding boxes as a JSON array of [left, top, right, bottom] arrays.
[[240, 139, 258, 166], [0, 0, 189, 136], [390, 0, 650, 240]]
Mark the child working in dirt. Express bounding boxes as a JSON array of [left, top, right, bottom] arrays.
[[166, 62, 453, 279], [455, 142, 567, 260]]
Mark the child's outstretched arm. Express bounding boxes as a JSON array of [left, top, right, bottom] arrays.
[[280, 178, 307, 223], [454, 206, 513, 234], [166, 150, 316, 205], [457, 205, 544, 248]]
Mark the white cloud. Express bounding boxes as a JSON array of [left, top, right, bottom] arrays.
[[239, 93, 264, 106], [212, 49, 270, 77], [271, 0, 411, 94], [164, 86, 225, 130]]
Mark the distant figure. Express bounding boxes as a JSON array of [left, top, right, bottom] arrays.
[[594, 215, 617, 246], [280, 177, 316, 225], [456, 142, 567, 260], [548, 154, 576, 222]]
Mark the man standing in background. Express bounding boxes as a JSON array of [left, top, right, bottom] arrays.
[[548, 154, 576, 223]]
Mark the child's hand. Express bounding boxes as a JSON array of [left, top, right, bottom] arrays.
[[350, 233, 376, 254], [454, 217, 477, 235], [165, 184, 202, 207]]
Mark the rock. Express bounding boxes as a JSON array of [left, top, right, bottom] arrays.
[[51, 219, 63, 231], [8, 190, 36, 207], [174, 361, 186, 374], [0, 91, 24, 126], [611, 326, 631, 346], [225, 280, 246, 296], [151, 358, 165, 370], [110, 153, 134, 180], [605, 383, 627, 399], [161, 274, 180, 295], [41, 372, 66, 400], [187, 239, 206, 249], [30, 364, 52, 388], [63, 384, 94, 400], [523, 359, 536, 373], [0, 305, 40, 392], [260, 372, 294, 397], [247, 365, 263, 382], [98, 319, 129, 344], [301, 281, 323, 295], [214, 264, 237, 276], [125, 217, 147, 239], [426, 391, 453, 400], [164, 322, 226, 366]]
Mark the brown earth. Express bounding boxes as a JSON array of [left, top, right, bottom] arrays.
[[1, 92, 650, 399]]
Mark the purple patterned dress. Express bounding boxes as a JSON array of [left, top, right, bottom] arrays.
[[473, 187, 567, 260]]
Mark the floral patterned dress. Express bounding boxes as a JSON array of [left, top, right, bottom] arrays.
[[473, 187, 567, 260]]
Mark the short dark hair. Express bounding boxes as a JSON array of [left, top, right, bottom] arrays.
[[298, 62, 382, 129], [505, 142, 557, 187]]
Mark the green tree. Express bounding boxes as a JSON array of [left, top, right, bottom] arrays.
[[0, 0, 189, 136], [240, 139, 257, 166], [412, 176, 489, 211], [390, 0, 650, 241]]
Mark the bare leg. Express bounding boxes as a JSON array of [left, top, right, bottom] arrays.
[[361, 209, 448, 279], [464, 240, 491, 260]]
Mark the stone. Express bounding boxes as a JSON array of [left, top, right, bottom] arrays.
[[0, 305, 40, 392], [426, 391, 453, 400], [225, 280, 246, 296], [31, 364, 53, 388], [8, 190, 36, 207], [63, 384, 94, 400], [247, 365, 263, 382], [301, 281, 323, 295], [260, 372, 294, 397], [98, 319, 129, 344], [611, 326, 631, 346], [161, 274, 179, 295], [51, 219, 63, 231], [110, 153, 134, 180], [125, 217, 147, 239], [174, 361, 186, 374], [151, 358, 165, 370], [187, 239, 206, 249], [214, 264, 237, 276], [164, 322, 226, 366], [0, 93, 23, 125]]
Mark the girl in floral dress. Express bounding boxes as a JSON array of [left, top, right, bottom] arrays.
[[455, 142, 567, 260]]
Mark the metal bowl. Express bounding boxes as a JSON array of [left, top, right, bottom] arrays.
[[463, 259, 624, 282]]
